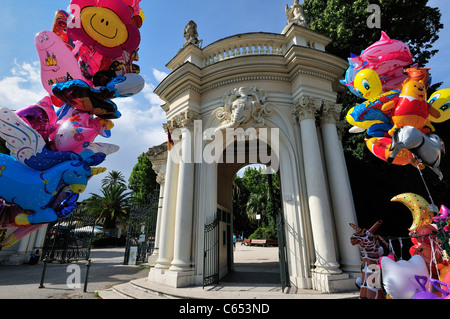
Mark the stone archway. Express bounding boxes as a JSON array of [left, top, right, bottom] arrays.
[[147, 21, 362, 293]]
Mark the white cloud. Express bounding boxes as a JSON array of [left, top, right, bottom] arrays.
[[152, 68, 169, 83], [0, 60, 47, 109]]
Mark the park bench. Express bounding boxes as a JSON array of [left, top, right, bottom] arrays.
[[242, 238, 251, 246], [248, 239, 278, 247], [250, 239, 267, 246]]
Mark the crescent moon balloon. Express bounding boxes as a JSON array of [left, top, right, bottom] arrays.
[[390, 193, 435, 231]]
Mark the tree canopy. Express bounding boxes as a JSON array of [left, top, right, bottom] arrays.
[[128, 152, 158, 204], [233, 166, 281, 239]]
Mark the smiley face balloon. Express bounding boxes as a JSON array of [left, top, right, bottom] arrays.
[[68, 0, 141, 58]]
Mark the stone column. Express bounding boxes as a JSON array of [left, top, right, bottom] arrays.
[[320, 102, 361, 273], [170, 123, 195, 271], [154, 129, 180, 270], [294, 96, 341, 274]]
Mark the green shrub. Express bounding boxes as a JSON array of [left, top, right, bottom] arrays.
[[248, 226, 277, 240]]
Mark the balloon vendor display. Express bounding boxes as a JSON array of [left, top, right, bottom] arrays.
[[0, 0, 145, 248], [344, 32, 450, 299]]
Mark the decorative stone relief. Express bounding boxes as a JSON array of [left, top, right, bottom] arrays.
[[164, 110, 200, 131], [285, 0, 310, 28], [214, 86, 274, 131], [183, 20, 203, 48]]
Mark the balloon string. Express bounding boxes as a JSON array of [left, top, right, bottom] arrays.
[[388, 239, 397, 260], [414, 158, 435, 207]]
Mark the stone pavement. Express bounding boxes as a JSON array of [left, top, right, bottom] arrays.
[[0, 247, 149, 299], [0, 244, 359, 300], [99, 244, 359, 300]]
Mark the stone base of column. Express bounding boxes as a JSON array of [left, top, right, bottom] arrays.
[[311, 271, 357, 293], [339, 259, 362, 274], [170, 260, 193, 272], [5, 252, 28, 265], [148, 267, 195, 288], [147, 250, 159, 267]]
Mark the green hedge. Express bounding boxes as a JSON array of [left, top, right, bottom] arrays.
[[248, 226, 277, 240]]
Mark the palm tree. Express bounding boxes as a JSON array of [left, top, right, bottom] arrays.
[[83, 183, 131, 229], [102, 170, 127, 189]]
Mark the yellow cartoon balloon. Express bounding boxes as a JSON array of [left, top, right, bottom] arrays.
[[354, 69, 383, 100], [428, 88, 450, 123]]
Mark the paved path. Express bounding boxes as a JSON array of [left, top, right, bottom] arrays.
[[0, 247, 148, 299], [0, 244, 359, 299], [102, 243, 359, 299]]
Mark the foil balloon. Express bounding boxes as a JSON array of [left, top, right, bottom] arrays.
[[15, 96, 57, 142], [353, 69, 383, 100], [414, 275, 450, 299], [53, 113, 112, 154], [428, 88, 450, 124], [389, 126, 445, 180], [380, 255, 429, 299], [68, 0, 141, 58], [346, 90, 398, 137], [390, 193, 435, 232], [366, 137, 414, 166], [52, 10, 75, 50], [382, 77, 441, 136], [35, 30, 85, 102], [0, 149, 106, 225], [344, 32, 413, 96], [52, 79, 121, 119], [0, 190, 78, 247]]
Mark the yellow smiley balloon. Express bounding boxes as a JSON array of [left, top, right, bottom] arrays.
[[354, 69, 383, 100], [81, 7, 129, 49]]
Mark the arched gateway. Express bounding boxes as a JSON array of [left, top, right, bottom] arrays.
[[146, 9, 361, 293]]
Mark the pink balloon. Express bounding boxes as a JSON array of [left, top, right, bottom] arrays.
[[15, 96, 57, 141], [53, 113, 102, 154], [35, 30, 86, 98]]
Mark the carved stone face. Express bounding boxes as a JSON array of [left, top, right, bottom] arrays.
[[231, 96, 252, 125]]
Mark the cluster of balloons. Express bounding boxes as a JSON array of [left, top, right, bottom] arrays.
[[0, 0, 145, 247], [345, 32, 450, 299], [343, 32, 450, 180], [380, 193, 450, 299]]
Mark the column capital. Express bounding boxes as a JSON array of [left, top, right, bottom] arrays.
[[291, 95, 322, 121], [320, 102, 342, 125], [165, 110, 200, 131]]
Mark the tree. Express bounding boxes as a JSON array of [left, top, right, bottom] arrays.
[[82, 183, 131, 229], [82, 171, 131, 229], [303, 0, 442, 67], [232, 166, 281, 237], [102, 170, 127, 189], [128, 152, 158, 204]]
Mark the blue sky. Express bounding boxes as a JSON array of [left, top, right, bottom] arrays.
[[0, 0, 448, 199]]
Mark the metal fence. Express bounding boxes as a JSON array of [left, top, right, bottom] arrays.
[[41, 209, 97, 264], [124, 189, 159, 265], [203, 215, 220, 288]]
